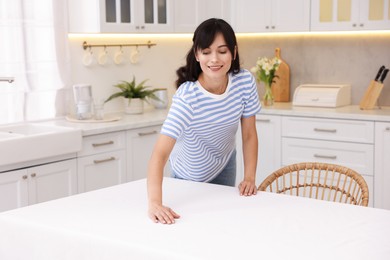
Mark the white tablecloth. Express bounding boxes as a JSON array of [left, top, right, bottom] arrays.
[[0, 178, 389, 260]]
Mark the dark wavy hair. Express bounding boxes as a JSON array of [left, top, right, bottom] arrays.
[[175, 18, 241, 88]]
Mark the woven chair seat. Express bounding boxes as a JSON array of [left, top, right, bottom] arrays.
[[258, 162, 369, 206]]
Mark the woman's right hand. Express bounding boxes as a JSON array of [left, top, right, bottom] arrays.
[[148, 203, 180, 224]]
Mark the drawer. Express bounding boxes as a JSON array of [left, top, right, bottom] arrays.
[[282, 116, 374, 144], [78, 131, 126, 157], [282, 138, 374, 176]]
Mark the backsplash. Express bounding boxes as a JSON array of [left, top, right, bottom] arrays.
[[68, 32, 390, 114]]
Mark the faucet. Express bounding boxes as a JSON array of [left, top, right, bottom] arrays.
[[0, 77, 15, 83]]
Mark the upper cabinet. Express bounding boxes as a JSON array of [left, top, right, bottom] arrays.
[[68, 0, 173, 33], [311, 0, 390, 31], [174, 0, 232, 33], [231, 0, 310, 33]]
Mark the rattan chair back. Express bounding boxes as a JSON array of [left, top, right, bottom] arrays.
[[258, 162, 369, 206]]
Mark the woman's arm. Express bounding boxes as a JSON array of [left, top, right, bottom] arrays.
[[239, 115, 258, 196], [147, 134, 180, 224]]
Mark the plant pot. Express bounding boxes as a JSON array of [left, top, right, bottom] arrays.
[[124, 98, 144, 114]]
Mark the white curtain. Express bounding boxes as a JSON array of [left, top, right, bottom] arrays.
[[0, 0, 70, 124]]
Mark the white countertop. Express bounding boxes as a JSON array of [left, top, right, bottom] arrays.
[[45, 109, 169, 136], [43, 104, 390, 138], [0, 178, 389, 260], [259, 103, 390, 122]]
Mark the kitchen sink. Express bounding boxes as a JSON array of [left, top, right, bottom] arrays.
[[0, 123, 82, 167]]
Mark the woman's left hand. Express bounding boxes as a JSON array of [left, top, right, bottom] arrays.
[[238, 180, 257, 196]]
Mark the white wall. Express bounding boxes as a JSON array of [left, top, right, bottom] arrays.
[[67, 32, 390, 115]]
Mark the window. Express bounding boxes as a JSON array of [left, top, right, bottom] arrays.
[[0, 0, 70, 124]]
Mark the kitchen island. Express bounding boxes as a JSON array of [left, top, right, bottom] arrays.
[[0, 177, 389, 259]]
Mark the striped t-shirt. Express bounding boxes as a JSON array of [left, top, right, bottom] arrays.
[[161, 69, 261, 182]]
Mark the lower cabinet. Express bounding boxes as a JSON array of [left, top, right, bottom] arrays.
[[374, 122, 390, 210], [77, 131, 126, 193], [0, 159, 77, 212], [256, 114, 282, 186], [126, 125, 170, 181]]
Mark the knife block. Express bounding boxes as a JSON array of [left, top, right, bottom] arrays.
[[359, 80, 384, 110]]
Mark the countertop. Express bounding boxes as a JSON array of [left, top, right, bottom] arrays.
[[45, 108, 169, 136], [42, 104, 390, 137], [259, 103, 390, 122]]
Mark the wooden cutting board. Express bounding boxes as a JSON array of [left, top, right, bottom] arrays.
[[272, 48, 290, 102]]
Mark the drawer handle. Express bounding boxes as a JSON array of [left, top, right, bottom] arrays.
[[313, 128, 337, 133], [256, 119, 271, 123], [138, 130, 158, 136], [386, 127, 390, 131], [93, 157, 116, 164], [92, 141, 114, 147], [314, 154, 337, 160]]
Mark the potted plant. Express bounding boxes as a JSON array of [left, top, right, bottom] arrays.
[[105, 76, 159, 114]]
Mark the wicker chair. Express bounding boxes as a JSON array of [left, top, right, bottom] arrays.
[[258, 162, 369, 206]]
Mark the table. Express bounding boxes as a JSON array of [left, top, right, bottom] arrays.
[[0, 178, 389, 259]]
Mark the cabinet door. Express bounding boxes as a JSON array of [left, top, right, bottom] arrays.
[[28, 160, 77, 205], [100, 0, 138, 32], [138, 0, 174, 32], [256, 115, 282, 185], [374, 122, 390, 210], [0, 170, 28, 212], [78, 150, 126, 193], [359, 0, 390, 30], [271, 0, 310, 32], [232, 0, 271, 32], [174, 0, 232, 33], [127, 125, 168, 181]]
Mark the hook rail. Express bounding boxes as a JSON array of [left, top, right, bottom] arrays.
[[82, 41, 156, 50]]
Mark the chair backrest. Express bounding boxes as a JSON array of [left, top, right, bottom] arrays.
[[258, 162, 369, 206]]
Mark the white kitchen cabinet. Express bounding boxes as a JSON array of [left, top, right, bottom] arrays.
[[281, 116, 375, 207], [311, 0, 390, 31], [256, 114, 282, 186], [0, 159, 77, 212], [374, 122, 390, 210], [174, 0, 232, 33], [126, 125, 170, 181], [77, 131, 126, 193], [68, 0, 173, 33], [231, 0, 310, 33]]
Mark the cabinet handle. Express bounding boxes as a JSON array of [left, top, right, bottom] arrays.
[[93, 157, 116, 164], [271, 26, 275, 29], [359, 23, 364, 27], [256, 119, 271, 123], [22, 175, 28, 180], [352, 23, 357, 27], [385, 127, 390, 131], [313, 128, 337, 133], [265, 26, 269, 29], [31, 173, 36, 178], [314, 154, 337, 160], [92, 141, 114, 147], [138, 130, 158, 136]]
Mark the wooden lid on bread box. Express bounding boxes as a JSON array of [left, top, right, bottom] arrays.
[[293, 84, 351, 108]]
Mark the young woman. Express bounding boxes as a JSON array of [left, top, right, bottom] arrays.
[[147, 18, 261, 224]]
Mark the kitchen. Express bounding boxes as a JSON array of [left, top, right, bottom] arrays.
[[1, 0, 390, 258]]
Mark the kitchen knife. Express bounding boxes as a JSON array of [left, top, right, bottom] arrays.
[[379, 68, 389, 83], [375, 65, 385, 81]]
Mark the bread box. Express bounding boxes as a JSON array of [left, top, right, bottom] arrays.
[[292, 84, 351, 108]]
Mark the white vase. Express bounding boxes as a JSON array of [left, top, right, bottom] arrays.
[[124, 98, 144, 114]]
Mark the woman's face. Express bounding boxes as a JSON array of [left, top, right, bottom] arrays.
[[195, 33, 235, 81]]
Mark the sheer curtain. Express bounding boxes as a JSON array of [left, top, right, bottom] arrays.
[[0, 0, 70, 124]]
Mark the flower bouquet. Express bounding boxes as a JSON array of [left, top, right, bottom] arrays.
[[251, 57, 281, 106]]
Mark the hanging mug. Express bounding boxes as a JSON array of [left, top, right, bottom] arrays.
[[82, 48, 94, 66], [98, 47, 108, 66]]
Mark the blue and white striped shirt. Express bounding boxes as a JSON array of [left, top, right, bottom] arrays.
[[161, 69, 261, 182]]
